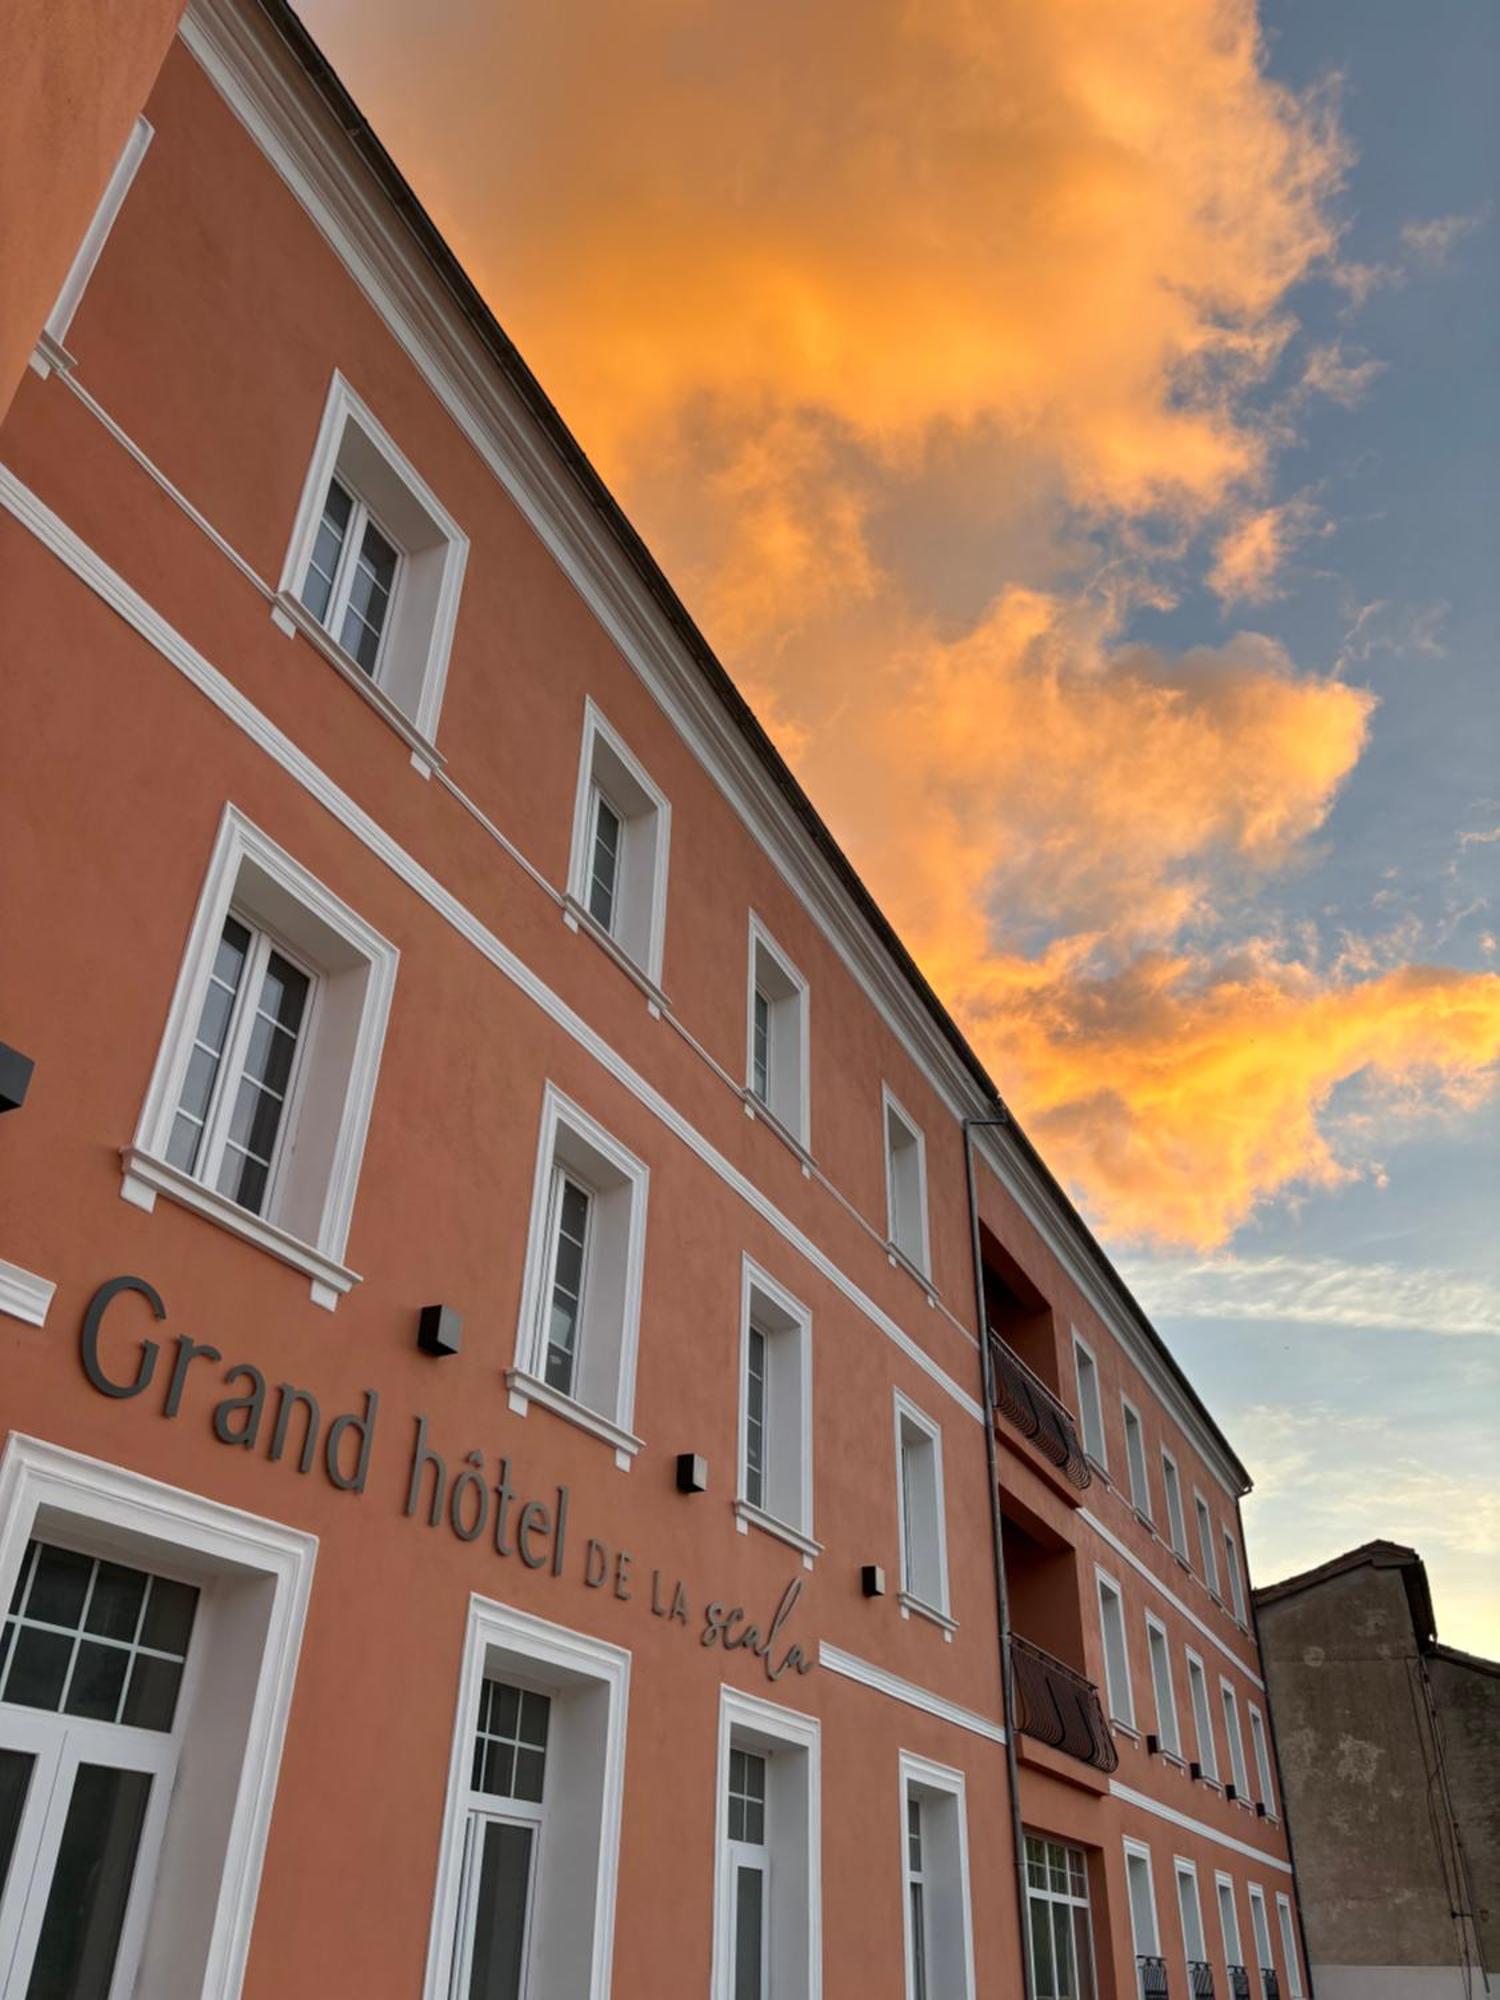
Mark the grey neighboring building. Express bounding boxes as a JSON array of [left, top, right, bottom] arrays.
[[1256, 1540, 1498, 2000]]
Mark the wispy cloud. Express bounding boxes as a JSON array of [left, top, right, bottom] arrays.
[[1300, 339, 1384, 408], [1120, 1251, 1500, 1336], [1400, 207, 1490, 266]]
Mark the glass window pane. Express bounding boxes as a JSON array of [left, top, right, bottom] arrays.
[[120, 1653, 186, 1734], [0, 1748, 35, 1902], [26, 1544, 91, 1629], [733, 1864, 764, 2000], [217, 1145, 270, 1216], [910, 1880, 928, 2000], [138, 1574, 197, 1658], [511, 1748, 545, 1805], [63, 1640, 130, 1724], [517, 1690, 550, 1751], [3, 1626, 73, 1712], [301, 478, 353, 623], [25, 1762, 152, 2000], [466, 1819, 532, 2000], [1030, 1895, 1057, 1999], [85, 1562, 147, 1644]]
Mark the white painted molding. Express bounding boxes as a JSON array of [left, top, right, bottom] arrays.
[[1079, 1506, 1264, 1688], [1109, 1777, 1294, 1873], [817, 1643, 1006, 1746], [712, 1684, 822, 2000], [0, 1260, 56, 1328], [897, 1749, 977, 2000]]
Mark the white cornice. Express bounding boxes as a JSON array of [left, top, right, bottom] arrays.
[[0, 1260, 56, 1328], [178, 0, 1244, 1500]]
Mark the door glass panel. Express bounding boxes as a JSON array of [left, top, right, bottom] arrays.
[[0, 1748, 35, 1900], [25, 1762, 152, 2000], [733, 1863, 764, 2000], [466, 1819, 533, 2000]]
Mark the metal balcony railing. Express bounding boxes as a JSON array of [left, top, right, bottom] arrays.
[[1010, 1633, 1119, 1773], [1261, 1974, 1281, 2000], [989, 1333, 1092, 1488], [1228, 1967, 1252, 2000], [1138, 1956, 1170, 2000], [1188, 1963, 1216, 1999]]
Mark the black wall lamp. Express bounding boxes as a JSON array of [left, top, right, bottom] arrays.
[[417, 1304, 462, 1357], [0, 1044, 34, 1114], [675, 1453, 708, 1494]]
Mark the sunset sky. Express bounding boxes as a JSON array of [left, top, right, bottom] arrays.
[[297, 0, 1499, 1650]]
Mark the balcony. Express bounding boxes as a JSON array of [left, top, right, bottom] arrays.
[[1188, 1963, 1216, 1999], [1261, 1975, 1281, 2000], [990, 1334, 1092, 1490], [1010, 1633, 1119, 1773], [1228, 1968, 1251, 2000], [1138, 1957, 1170, 2000]]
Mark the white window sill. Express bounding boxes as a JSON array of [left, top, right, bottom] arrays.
[[29, 332, 77, 381], [740, 1091, 814, 1177], [504, 1368, 643, 1471], [1170, 1549, 1193, 1572], [1195, 1772, 1224, 1794], [1111, 1717, 1141, 1744], [1157, 1746, 1186, 1770], [560, 895, 670, 1018], [270, 590, 446, 779], [1132, 1507, 1156, 1534], [119, 1147, 358, 1310], [1085, 1454, 1111, 1485], [733, 1499, 823, 1568], [884, 1239, 937, 1305], [898, 1591, 957, 1640], [0, 1259, 57, 1328]]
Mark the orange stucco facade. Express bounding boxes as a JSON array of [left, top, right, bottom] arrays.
[[0, 6, 1307, 1997]]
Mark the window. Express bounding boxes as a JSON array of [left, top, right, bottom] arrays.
[[1024, 1836, 1095, 2000], [713, 1689, 820, 2000], [278, 372, 469, 756], [39, 116, 154, 363], [0, 1432, 315, 1996], [122, 806, 399, 1310], [1275, 1893, 1303, 1998], [1174, 1861, 1208, 1983], [1145, 1616, 1180, 1757], [426, 1598, 629, 2000], [1219, 1680, 1250, 1799], [1194, 1495, 1221, 1597], [1247, 1885, 1274, 1985], [1161, 1452, 1188, 1560], [895, 1396, 951, 1626], [1095, 1573, 1134, 1730], [1122, 1401, 1152, 1519], [1247, 1705, 1276, 1818], [566, 703, 672, 987], [736, 1263, 816, 1557], [883, 1089, 931, 1276], [746, 917, 810, 1146], [900, 1756, 974, 2000], [1073, 1337, 1106, 1469], [1123, 1842, 1161, 1984], [1222, 1530, 1247, 1624], [1185, 1652, 1218, 1782], [510, 1086, 650, 1467], [1216, 1874, 1246, 1981]]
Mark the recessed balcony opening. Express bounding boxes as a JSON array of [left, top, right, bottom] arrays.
[[984, 1235, 1091, 1490], [1004, 1510, 1118, 1775], [981, 1232, 1058, 1391]]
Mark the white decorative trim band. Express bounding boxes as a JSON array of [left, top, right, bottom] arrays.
[[1108, 1779, 1293, 1872], [0, 1260, 57, 1328], [818, 1642, 1006, 1745], [1080, 1506, 1264, 1689]]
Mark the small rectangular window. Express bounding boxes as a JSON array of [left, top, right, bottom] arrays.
[[1145, 1617, 1180, 1757], [1248, 1705, 1276, 1817], [896, 1398, 950, 1623], [736, 1264, 815, 1553], [1122, 1402, 1151, 1518], [1194, 1495, 1220, 1596], [1073, 1338, 1106, 1469], [883, 1090, 931, 1276], [1248, 1886, 1275, 1981], [1096, 1574, 1134, 1729], [746, 917, 810, 1146], [1185, 1653, 1218, 1781], [1275, 1892, 1304, 1998], [1161, 1452, 1188, 1560], [1220, 1681, 1250, 1798], [567, 704, 672, 984], [1222, 1530, 1247, 1623]]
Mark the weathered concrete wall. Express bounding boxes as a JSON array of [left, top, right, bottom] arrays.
[[1428, 1649, 1500, 1973], [1258, 1563, 1459, 1969]]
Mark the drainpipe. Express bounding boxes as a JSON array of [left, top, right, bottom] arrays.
[[964, 1115, 1033, 1999]]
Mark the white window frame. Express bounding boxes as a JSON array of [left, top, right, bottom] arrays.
[[1095, 1569, 1135, 1731], [898, 1753, 975, 2000], [1194, 1492, 1221, 1598], [1185, 1649, 1218, 1783], [1222, 1528, 1247, 1624], [1161, 1450, 1189, 1561], [276, 371, 469, 766], [121, 804, 398, 1310], [1173, 1857, 1208, 1980], [1247, 1884, 1274, 1983], [746, 914, 811, 1148], [1219, 1677, 1251, 1800], [735, 1259, 818, 1561], [1215, 1872, 1245, 1977], [1121, 1398, 1152, 1520], [1275, 1891, 1304, 1998], [1247, 1703, 1277, 1819], [423, 1596, 629, 2000], [1072, 1334, 1107, 1471], [509, 1084, 650, 1468], [882, 1086, 931, 1278], [893, 1393, 953, 1631], [1122, 1837, 1161, 1964], [0, 1433, 315, 1999], [37, 116, 154, 368], [565, 701, 672, 989], [1145, 1613, 1181, 1758], [712, 1686, 821, 2000]]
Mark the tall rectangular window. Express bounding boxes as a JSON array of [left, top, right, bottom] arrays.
[[1194, 1495, 1221, 1597], [1124, 1843, 1162, 1996], [895, 1397, 951, 1624], [727, 1748, 769, 2000], [451, 1679, 551, 2000], [746, 918, 810, 1146], [567, 704, 672, 984], [1216, 1875, 1246, 1984], [737, 1264, 816, 1555], [1122, 1401, 1152, 1519], [1185, 1653, 1218, 1782], [1248, 1705, 1276, 1818], [1073, 1338, 1107, 1469], [1096, 1574, 1134, 1730], [1220, 1680, 1250, 1799], [1222, 1530, 1247, 1623], [586, 789, 624, 933], [1275, 1893, 1303, 1998], [900, 1756, 974, 2000], [714, 1690, 819, 2000], [883, 1090, 931, 1275], [299, 476, 402, 678], [1145, 1617, 1180, 1757], [1024, 1836, 1095, 2000], [541, 1168, 593, 1397], [1174, 1862, 1209, 1986], [906, 1795, 930, 2000], [1247, 1886, 1274, 1987], [1161, 1452, 1188, 1560]]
